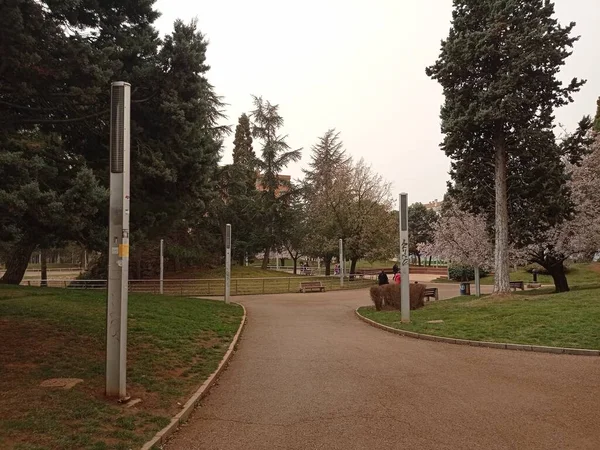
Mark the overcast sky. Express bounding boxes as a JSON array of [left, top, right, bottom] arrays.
[[154, 0, 600, 204]]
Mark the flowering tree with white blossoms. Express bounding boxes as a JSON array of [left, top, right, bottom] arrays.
[[420, 205, 492, 268], [524, 132, 600, 292], [419, 205, 492, 295]]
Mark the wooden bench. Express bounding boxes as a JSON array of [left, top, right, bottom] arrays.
[[510, 281, 525, 291], [299, 281, 325, 293], [424, 287, 439, 301]]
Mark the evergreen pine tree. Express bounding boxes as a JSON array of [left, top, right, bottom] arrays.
[[303, 129, 350, 194], [426, 0, 585, 294], [250, 96, 302, 269]]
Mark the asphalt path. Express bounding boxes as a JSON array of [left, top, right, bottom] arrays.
[[168, 287, 600, 450]]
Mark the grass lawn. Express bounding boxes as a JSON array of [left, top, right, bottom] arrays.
[[433, 263, 600, 286], [0, 285, 243, 450], [358, 285, 600, 350]]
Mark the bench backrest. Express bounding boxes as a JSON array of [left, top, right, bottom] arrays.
[[300, 281, 322, 286]]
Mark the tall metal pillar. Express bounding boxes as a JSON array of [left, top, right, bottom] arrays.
[[159, 239, 164, 294], [339, 239, 344, 287], [225, 224, 231, 304], [399, 193, 410, 322], [106, 81, 131, 399]]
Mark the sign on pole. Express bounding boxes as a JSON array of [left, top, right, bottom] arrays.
[[225, 224, 231, 304], [106, 82, 131, 399], [399, 193, 410, 322], [159, 239, 164, 295], [339, 238, 344, 287]]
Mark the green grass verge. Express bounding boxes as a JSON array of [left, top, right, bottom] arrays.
[[0, 285, 243, 450], [433, 263, 600, 286], [358, 285, 600, 350]]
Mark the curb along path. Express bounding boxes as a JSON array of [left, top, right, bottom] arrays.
[[141, 303, 247, 450], [355, 308, 600, 356]]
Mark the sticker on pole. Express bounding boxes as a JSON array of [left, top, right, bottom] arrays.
[[118, 244, 129, 258]]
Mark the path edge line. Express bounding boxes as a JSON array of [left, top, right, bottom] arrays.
[[355, 308, 600, 357], [141, 303, 247, 450]]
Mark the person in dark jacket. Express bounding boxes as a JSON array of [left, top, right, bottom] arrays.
[[378, 270, 389, 286]]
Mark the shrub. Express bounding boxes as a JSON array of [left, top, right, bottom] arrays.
[[381, 284, 399, 308], [447, 265, 489, 281], [373, 283, 425, 311], [369, 286, 383, 311], [410, 283, 426, 310]]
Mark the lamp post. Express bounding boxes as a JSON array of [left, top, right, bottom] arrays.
[[225, 224, 231, 304], [159, 239, 164, 295], [399, 193, 410, 322], [106, 82, 131, 399], [339, 239, 344, 287]]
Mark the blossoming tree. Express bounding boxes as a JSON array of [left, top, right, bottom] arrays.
[[420, 205, 492, 296], [524, 133, 600, 292]]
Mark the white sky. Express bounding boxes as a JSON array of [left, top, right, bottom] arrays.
[[154, 0, 600, 204]]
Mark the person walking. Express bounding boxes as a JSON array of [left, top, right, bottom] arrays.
[[378, 270, 389, 286], [393, 263, 399, 275]]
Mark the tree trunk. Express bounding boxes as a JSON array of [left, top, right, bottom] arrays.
[[292, 256, 298, 274], [350, 257, 358, 281], [0, 240, 37, 285], [41, 249, 48, 287], [417, 254, 422, 266], [549, 266, 569, 293], [493, 132, 511, 294], [261, 247, 270, 270], [538, 259, 570, 293], [428, 256, 432, 267], [325, 255, 332, 276]]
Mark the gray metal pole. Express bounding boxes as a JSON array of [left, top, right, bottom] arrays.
[[106, 81, 131, 399], [159, 239, 164, 295], [339, 239, 344, 287], [399, 193, 410, 322], [225, 224, 231, 304], [475, 266, 481, 297]]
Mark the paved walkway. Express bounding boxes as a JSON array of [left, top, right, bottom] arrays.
[[168, 288, 600, 450]]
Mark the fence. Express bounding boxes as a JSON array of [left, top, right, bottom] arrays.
[[21, 275, 375, 296]]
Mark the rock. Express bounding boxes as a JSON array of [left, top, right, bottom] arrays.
[[125, 398, 142, 408]]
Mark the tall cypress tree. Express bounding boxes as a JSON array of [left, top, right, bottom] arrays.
[[426, 0, 585, 294], [232, 114, 254, 167]]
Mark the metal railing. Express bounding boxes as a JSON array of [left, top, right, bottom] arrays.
[[21, 275, 375, 296]]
